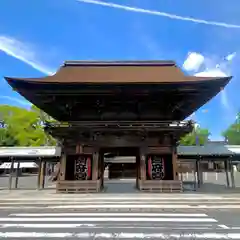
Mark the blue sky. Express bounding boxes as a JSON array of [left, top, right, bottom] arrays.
[[0, 0, 240, 139]]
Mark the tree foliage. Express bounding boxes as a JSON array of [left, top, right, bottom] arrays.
[[222, 112, 240, 145], [0, 104, 57, 146], [180, 126, 210, 146]]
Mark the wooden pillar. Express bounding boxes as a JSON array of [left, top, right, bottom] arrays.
[[59, 153, 66, 181], [180, 170, 183, 181], [172, 147, 178, 180], [101, 154, 104, 190], [8, 157, 14, 190], [194, 160, 198, 190], [14, 161, 20, 189], [136, 156, 140, 189], [198, 157, 203, 185], [98, 152, 104, 190], [51, 163, 54, 173], [40, 161, 46, 189], [92, 152, 99, 180], [230, 158, 235, 188], [37, 158, 42, 190], [140, 148, 146, 181], [196, 160, 200, 188], [76, 144, 83, 154], [224, 159, 230, 188]]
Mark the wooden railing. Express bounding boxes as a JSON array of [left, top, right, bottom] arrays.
[[56, 179, 182, 193], [139, 180, 183, 193], [56, 180, 101, 193]]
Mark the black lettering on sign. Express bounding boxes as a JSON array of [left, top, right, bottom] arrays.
[[74, 156, 87, 180], [151, 156, 165, 180]]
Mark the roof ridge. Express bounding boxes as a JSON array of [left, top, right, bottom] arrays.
[[63, 60, 176, 67]]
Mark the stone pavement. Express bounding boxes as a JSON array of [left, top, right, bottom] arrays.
[[2, 171, 240, 193], [0, 193, 240, 238]]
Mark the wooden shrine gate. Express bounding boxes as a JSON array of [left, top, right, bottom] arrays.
[[56, 145, 182, 193]]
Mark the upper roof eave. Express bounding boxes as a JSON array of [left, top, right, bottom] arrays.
[[4, 76, 50, 83], [4, 60, 232, 84], [4, 75, 232, 85]]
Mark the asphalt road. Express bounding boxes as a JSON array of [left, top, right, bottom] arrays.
[[0, 209, 237, 239], [0, 193, 240, 239], [1, 173, 240, 239]]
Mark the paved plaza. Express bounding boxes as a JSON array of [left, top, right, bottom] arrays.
[[0, 174, 55, 190], [1, 171, 240, 192]]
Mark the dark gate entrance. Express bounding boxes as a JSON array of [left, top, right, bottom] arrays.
[[100, 147, 140, 192], [108, 162, 136, 179]]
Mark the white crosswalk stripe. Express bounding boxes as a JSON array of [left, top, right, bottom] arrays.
[[0, 213, 229, 239], [2, 194, 240, 209], [0, 194, 239, 238]]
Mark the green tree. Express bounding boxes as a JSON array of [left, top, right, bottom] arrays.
[[31, 105, 55, 123], [0, 127, 18, 146], [0, 105, 24, 146], [0, 104, 57, 146], [222, 112, 240, 145], [180, 125, 210, 146], [31, 105, 57, 146]]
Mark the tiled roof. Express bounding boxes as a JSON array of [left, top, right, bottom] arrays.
[[177, 144, 240, 156]]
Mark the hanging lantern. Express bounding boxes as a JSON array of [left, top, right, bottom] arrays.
[[87, 157, 92, 179]]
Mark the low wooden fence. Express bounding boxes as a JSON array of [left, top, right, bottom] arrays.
[[139, 180, 183, 193], [56, 180, 101, 193]]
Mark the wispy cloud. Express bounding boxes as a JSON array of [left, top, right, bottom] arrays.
[[196, 66, 230, 111], [182, 52, 204, 72], [220, 90, 229, 109], [226, 52, 236, 61], [133, 23, 162, 59], [183, 52, 236, 110], [0, 96, 31, 106], [77, 0, 240, 29], [0, 36, 55, 75]]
